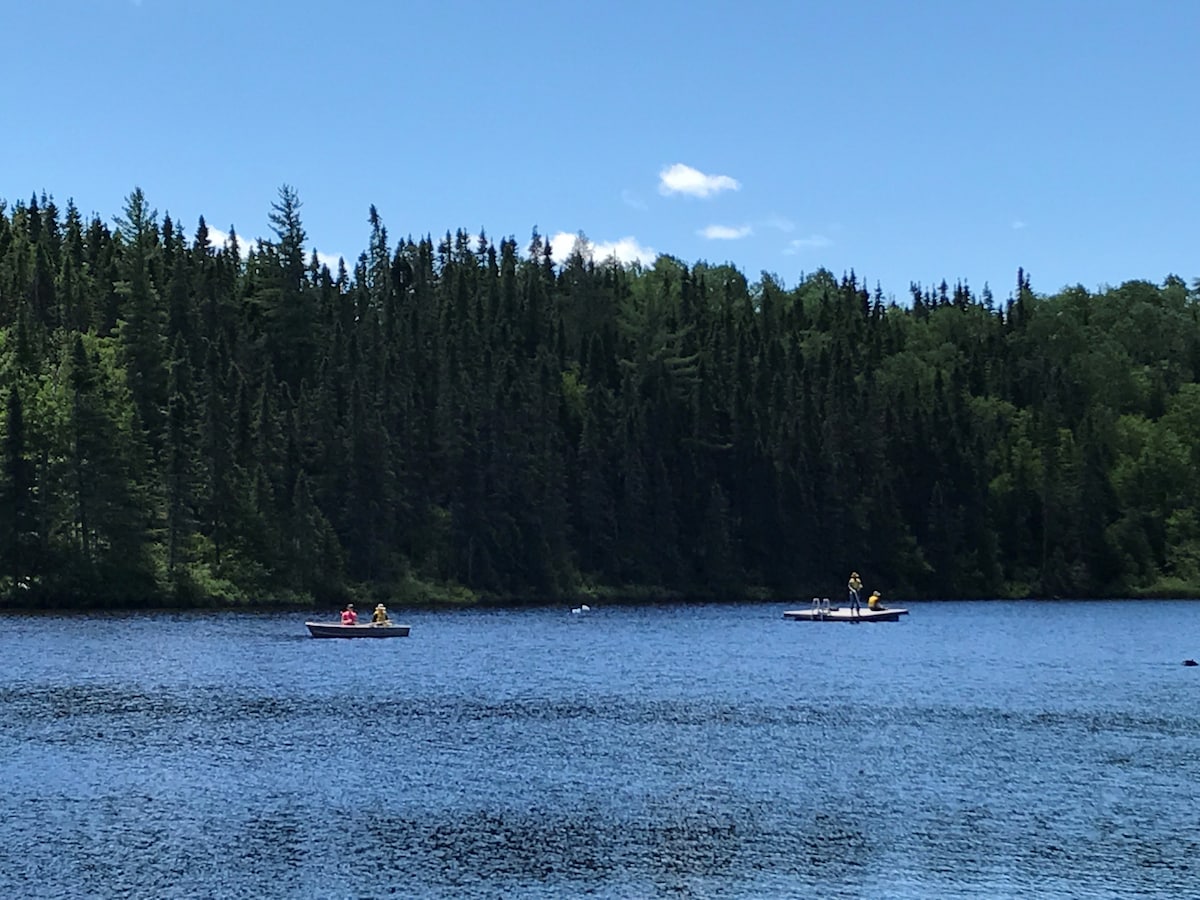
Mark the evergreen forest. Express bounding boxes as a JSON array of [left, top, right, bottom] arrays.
[[2, 186, 1199, 609]]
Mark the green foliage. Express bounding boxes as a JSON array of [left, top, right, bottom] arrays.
[[2, 188, 1200, 607]]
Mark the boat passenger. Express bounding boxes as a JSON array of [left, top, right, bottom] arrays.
[[372, 603, 390, 625], [341, 604, 358, 625], [868, 590, 885, 611], [847, 571, 863, 615]]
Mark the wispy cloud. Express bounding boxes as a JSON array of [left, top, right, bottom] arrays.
[[1011, 219, 1027, 230], [783, 234, 833, 254], [760, 214, 795, 232], [620, 189, 647, 210], [658, 163, 740, 198], [550, 231, 658, 267], [699, 224, 752, 240]]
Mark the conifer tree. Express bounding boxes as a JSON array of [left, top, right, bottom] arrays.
[[2, 387, 36, 597], [115, 188, 168, 458]]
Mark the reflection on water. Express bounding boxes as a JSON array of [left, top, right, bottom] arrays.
[[1, 601, 1198, 898]]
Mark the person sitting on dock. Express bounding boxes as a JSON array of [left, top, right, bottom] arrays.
[[847, 572, 863, 615], [868, 590, 886, 611], [371, 603, 391, 625], [340, 603, 358, 625]]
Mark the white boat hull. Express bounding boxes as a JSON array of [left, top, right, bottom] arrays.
[[783, 607, 908, 623]]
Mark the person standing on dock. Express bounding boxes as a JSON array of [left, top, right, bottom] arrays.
[[847, 572, 863, 615]]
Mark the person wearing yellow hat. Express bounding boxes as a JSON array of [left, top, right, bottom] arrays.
[[847, 571, 863, 615], [371, 603, 391, 625]]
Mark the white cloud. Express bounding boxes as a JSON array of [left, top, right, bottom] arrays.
[[761, 214, 795, 232], [549, 232, 581, 263], [550, 231, 658, 267], [658, 163, 741, 198], [1011, 219, 1027, 230], [783, 234, 832, 254], [206, 225, 341, 271], [314, 250, 343, 271], [699, 224, 752, 240], [206, 226, 260, 257]]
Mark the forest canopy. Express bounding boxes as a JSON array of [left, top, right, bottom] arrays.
[[2, 186, 1199, 608]]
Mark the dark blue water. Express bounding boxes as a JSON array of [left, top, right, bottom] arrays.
[[2, 600, 1197, 899]]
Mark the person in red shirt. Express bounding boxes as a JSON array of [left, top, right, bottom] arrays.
[[340, 604, 358, 625]]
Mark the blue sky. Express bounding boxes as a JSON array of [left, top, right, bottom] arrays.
[[3, 0, 1198, 301]]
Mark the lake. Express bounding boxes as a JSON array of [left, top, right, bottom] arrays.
[[1, 600, 1197, 898]]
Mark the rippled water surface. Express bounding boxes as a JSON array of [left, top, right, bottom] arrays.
[[2, 600, 1198, 898]]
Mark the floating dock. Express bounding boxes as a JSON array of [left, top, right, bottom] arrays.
[[783, 605, 908, 623]]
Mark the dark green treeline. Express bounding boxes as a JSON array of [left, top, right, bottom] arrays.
[[2, 187, 1199, 607]]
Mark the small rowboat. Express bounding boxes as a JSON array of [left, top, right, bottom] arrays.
[[305, 621, 411, 638]]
